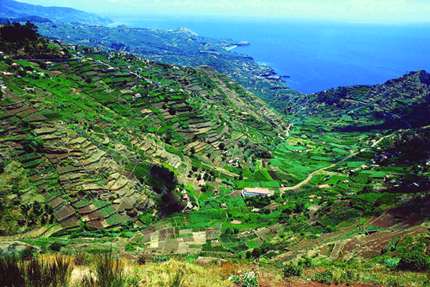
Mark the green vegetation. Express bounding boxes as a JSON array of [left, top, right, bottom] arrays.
[[282, 263, 303, 278], [0, 22, 429, 287]]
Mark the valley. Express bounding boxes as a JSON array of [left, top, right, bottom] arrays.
[[0, 13, 430, 287]]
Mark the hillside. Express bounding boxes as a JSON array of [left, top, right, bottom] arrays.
[[33, 21, 301, 104], [279, 70, 430, 131], [0, 0, 112, 25], [1, 23, 430, 287], [0, 28, 290, 237]]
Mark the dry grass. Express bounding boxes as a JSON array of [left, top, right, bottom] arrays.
[[135, 259, 233, 287], [6, 252, 428, 287], [0, 253, 74, 287]]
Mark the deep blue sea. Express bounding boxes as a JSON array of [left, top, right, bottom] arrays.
[[109, 15, 430, 94]]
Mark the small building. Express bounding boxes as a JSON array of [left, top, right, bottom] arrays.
[[242, 187, 271, 197], [318, 184, 330, 189], [198, 179, 205, 187], [230, 220, 242, 225]]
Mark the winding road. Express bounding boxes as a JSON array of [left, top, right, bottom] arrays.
[[280, 131, 396, 196]]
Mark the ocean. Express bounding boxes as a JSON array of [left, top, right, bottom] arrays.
[[108, 15, 430, 94]]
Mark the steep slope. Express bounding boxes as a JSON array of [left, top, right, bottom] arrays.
[[0, 0, 112, 25], [280, 70, 430, 131], [0, 33, 289, 236]]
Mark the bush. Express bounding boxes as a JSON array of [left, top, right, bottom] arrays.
[[384, 257, 401, 270], [340, 269, 359, 285], [124, 243, 136, 252], [230, 272, 258, 287], [314, 270, 334, 284], [282, 263, 302, 278], [298, 256, 313, 268], [20, 247, 35, 260], [81, 250, 126, 287], [397, 249, 430, 271], [382, 237, 400, 254], [49, 242, 65, 252], [241, 272, 258, 287]]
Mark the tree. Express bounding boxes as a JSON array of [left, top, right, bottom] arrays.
[[22, 136, 44, 152], [0, 21, 39, 42], [219, 142, 225, 150], [168, 106, 177, 115]]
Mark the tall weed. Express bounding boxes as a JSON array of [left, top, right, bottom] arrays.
[[0, 254, 26, 287], [82, 249, 126, 287]]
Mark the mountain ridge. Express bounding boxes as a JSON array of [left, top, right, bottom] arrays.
[[0, 0, 112, 25]]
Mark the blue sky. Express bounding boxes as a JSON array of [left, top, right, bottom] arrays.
[[17, 0, 430, 23]]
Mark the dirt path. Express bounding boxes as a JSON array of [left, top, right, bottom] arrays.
[[0, 227, 48, 241], [280, 132, 396, 195], [285, 123, 294, 137], [0, 224, 63, 241]]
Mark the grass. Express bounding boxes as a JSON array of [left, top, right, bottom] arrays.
[[80, 250, 126, 287], [134, 258, 232, 287], [2, 249, 429, 287], [0, 253, 74, 287]]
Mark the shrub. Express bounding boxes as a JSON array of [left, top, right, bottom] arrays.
[[229, 272, 258, 287], [282, 263, 302, 278], [137, 254, 146, 265], [384, 257, 401, 270], [124, 242, 136, 252], [298, 256, 313, 268], [49, 242, 65, 252], [314, 270, 334, 284], [241, 272, 258, 287], [20, 247, 35, 260], [340, 269, 359, 285], [382, 237, 400, 254], [88, 250, 126, 287], [397, 249, 430, 271]]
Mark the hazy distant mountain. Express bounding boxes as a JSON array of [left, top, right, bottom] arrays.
[[0, 0, 112, 25]]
